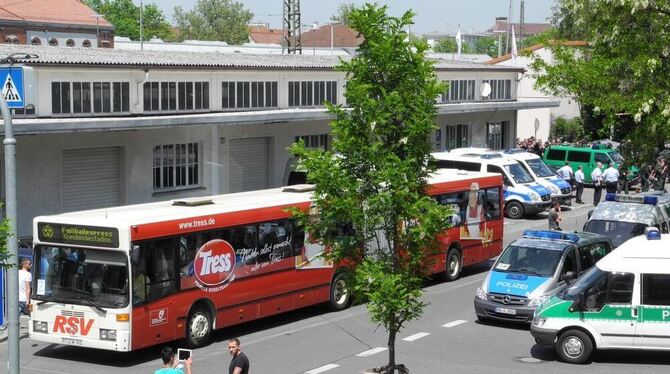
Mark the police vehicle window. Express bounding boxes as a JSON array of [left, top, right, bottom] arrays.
[[642, 274, 670, 306], [546, 148, 566, 161], [485, 187, 501, 219], [567, 150, 590, 163], [608, 151, 624, 163], [486, 165, 512, 186], [662, 222, 669, 234], [608, 272, 634, 304], [561, 250, 578, 278], [594, 153, 610, 164], [578, 246, 595, 271], [434, 192, 465, 226]]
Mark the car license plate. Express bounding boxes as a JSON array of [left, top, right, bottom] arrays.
[[495, 307, 517, 315], [61, 337, 82, 346]]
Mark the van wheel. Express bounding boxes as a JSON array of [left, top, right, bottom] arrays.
[[329, 272, 351, 311], [443, 248, 462, 282], [186, 307, 212, 348], [505, 201, 525, 219], [556, 329, 593, 364]]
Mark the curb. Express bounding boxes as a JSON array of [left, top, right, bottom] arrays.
[[0, 330, 29, 343]]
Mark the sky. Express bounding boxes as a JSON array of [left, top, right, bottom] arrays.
[[144, 0, 557, 35]]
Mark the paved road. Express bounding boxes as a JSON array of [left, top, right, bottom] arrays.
[[5, 189, 668, 374]]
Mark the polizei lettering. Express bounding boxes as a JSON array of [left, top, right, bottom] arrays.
[[198, 250, 232, 275], [496, 281, 529, 290]]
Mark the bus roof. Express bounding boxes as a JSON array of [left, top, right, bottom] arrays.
[[34, 169, 501, 231]]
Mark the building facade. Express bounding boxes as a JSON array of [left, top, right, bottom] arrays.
[[0, 44, 557, 238]]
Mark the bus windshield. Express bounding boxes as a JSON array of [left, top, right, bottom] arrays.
[[583, 220, 647, 248], [32, 245, 129, 308], [526, 158, 556, 178], [505, 162, 535, 184], [494, 245, 563, 277]]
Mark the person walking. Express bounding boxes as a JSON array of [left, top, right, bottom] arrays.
[[548, 200, 562, 231], [155, 347, 193, 374], [18, 258, 32, 315], [592, 162, 604, 206], [602, 163, 620, 194], [228, 338, 250, 374], [574, 165, 585, 204]]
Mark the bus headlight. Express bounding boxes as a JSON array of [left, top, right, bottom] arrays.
[[533, 315, 547, 327], [100, 329, 117, 341], [33, 321, 48, 333], [528, 295, 549, 307], [475, 287, 488, 301]]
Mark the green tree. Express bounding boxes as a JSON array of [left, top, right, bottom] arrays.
[[290, 4, 450, 373], [173, 0, 253, 44], [433, 37, 471, 54], [531, 0, 670, 163], [330, 2, 356, 26], [473, 36, 497, 56], [0, 205, 12, 268], [84, 0, 174, 41]]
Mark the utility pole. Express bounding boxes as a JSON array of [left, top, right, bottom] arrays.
[[140, 0, 144, 50], [520, 0, 525, 46], [283, 0, 301, 54], [506, 0, 513, 54]]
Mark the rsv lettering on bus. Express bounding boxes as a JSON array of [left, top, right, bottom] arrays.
[[53, 315, 94, 336], [198, 249, 232, 275]]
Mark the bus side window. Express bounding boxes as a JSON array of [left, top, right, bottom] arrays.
[[144, 239, 176, 302], [292, 224, 306, 257], [485, 187, 501, 220]]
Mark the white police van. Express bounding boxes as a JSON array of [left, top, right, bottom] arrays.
[[502, 149, 573, 205], [531, 227, 670, 364], [474, 230, 612, 323], [432, 150, 552, 218], [584, 193, 670, 248]]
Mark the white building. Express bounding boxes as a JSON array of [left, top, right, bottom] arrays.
[[0, 44, 557, 238]]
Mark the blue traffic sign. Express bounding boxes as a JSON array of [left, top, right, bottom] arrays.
[[0, 66, 26, 109]]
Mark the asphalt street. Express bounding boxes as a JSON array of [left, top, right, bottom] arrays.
[[4, 189, 669, 374]]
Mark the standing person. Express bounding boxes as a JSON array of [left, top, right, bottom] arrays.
[[617, 160, 630, 194], [592, 162, 604, 206], [557, 162, 573, 187], [656, 158, 668, 192], [228, 338, 250, 374], [18, 258, 32, 315], [574, 165, 585, 204], [602, 163, 620, 194], [640, 162, 651, 192], [155, 346, 192, 374], [548, 200, 562, 231]]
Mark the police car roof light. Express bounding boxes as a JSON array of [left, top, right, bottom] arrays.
[[522, 230, 580, 243], [645, 227, 661, 240], [479, 153, 503, 159], [605, 193, 616, 202], [503, 148, 526, 154], [608, 193, 657, 205], [643, 195, 658, 206]]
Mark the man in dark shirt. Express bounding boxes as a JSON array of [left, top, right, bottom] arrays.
[[548, 200, 562, 231], [228, 338, 249, 374]]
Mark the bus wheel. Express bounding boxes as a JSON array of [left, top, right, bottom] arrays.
[[186, 307, 212, 348], [556, 329, 593, 364], [329, 272, 351, 311], [443, 248, 462, 282], [505, 201, 524, 219]]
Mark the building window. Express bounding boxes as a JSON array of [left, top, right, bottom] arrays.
[[66, 39, 75, 47], [143, 82, 159, 111], [161, 82, 177, 111], [31, 37, 41, 46], [295, 134, 330, 150], [195, 82, 209, 110], [445, 124, 470, 150], [113, 82, 130, 112], [145, 81, 209, 112], [55, 81, 129, 115], [288, 81, 337, 107], [222, 81, 277, 110], [82, 39, 91, 48], [72, 82, 91, 113], [487, 121, 508, 150], [482, 79, 512, 100], [48, 38, 58, 46], [443, 80, 475, 102], [51, 82, 71, 114], [153, 142, 200, 190]]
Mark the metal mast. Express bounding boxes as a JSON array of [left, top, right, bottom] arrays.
[[520, 0, 525, 46], [283, 0, 302, 54]]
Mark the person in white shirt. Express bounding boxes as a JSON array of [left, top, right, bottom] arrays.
[[557, 162, 573, 182], [591, 162, 604, 206], [602, 164, 620, 194], [18, 258, 32, 315], [574, 165, 585, 204]]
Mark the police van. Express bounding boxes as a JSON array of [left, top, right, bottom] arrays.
[[531, 228, 670, 364], [502, 149, 573, 205], [432, 150, 552, 218], [474, 230, 612, 323], [583, 193, 670, 248]]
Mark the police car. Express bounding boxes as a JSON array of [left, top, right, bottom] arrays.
[[474, 230, 612, 323], [584, 193, 670, 248], [502, 149, 573, 205], [531, 227, 670, 364]]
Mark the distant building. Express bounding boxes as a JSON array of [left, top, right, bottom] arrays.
[[301, 23, 361, 49], [487, 16, 553, 39], [0, 0, 114, 48], [248, 23, 283, 45]]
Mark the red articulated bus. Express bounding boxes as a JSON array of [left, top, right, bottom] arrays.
[[29, 169, 503, 351]]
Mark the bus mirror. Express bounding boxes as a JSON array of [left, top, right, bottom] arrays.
[[131, 245, 140, 266], [569, 291, 585, 313]]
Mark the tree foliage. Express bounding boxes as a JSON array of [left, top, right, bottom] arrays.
[[531, 0, 670, 163], [173, 0, 253, 44], [330, 2, 356, 26], [0, 204, 13, 269], [433, 37, 471, 54], [290, 4, 450, 373], [84, 0, 174, 41]]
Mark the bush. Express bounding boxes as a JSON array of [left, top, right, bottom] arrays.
[[551, 117, 586, 143]]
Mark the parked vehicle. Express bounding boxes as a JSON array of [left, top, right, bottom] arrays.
[[531, 227, 669, 364], [474, 230, 612, 323], [503, 148, 572, 205], [543, 144, 639, 185]]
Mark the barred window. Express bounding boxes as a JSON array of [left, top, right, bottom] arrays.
[[153, 142, 200, 190], [55, 81, 128, 115], [288, 81, 338, 107], [144, 81, 209, 112], [222, 81, 277, 109], [294, 134, 330, 150], [443, 80, 475, 102], [482, 79, 512, 100]]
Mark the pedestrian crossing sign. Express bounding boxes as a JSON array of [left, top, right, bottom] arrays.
[[0, 66, 28, 109]]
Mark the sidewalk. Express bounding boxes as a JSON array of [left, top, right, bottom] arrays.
[[0, 315, 30, 343]]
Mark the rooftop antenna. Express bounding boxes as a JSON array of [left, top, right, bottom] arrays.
[[283, 0, 302, 54]]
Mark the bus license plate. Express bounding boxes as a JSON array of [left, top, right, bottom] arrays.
[[61, 337, 82, 346], [495, 307, 516, 315]]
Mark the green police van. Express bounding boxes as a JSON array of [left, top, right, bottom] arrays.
[[543, 144, 639, 185], [531, 227, 670, 364]]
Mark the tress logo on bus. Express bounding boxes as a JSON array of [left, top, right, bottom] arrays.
[[194, 239, 237, 290], [53, 315, 94, 336]]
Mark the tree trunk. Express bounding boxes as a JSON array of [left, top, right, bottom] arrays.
[[387, 328, 396, 373]]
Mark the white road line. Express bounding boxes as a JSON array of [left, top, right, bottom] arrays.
[[356, 347, 388, 357], [442, 320, 468, 328], [402, 332, 430, 342], [305, 364, 340, 374]]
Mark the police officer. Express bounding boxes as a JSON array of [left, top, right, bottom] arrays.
[[591, 162, 604, 206], [641, 162, 651, 192], [574, 165, 585, 204], [602, 163, 620, 194]]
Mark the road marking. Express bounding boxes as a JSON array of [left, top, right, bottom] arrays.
[[402, 332, 430, 342], [305, 364, 340, 374], [442, 320, 468, 328], [356, 347, 388, 357]]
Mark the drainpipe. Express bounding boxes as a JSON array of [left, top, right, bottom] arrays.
[[135, 69, 150, 111]]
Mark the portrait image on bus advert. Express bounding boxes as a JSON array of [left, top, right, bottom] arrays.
[[460, 182, 486, 240]]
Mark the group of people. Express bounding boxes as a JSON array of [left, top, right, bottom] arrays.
[[156, 338, 249, 374], [640, 157, 669, 193]]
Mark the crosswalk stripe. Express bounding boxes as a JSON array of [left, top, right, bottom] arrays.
[[402, 332, 430, 342], [305, 364, 340, 374], [356, 347, 388, 357], [442, 320, 468, 328]]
